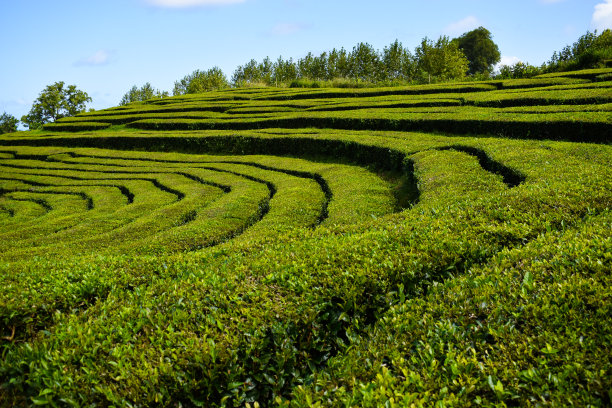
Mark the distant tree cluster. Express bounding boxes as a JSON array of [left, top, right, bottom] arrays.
[[498, 29, 612, 79], [547, 29, 612, 72], [120, 83, 168, 105], [114, 27, 501, 100], [172, 67, 228, 95], [231, 34, 484, 87], [497, 62, 542, 79]]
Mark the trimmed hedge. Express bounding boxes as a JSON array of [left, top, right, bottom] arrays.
[[0, 68, 610, 407], [126, 115, 610, 143], [42, 122, 111, 132]]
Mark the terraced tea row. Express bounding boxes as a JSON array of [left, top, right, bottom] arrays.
[[0, 137, 532, 339], [0, 147, 402, 259], [0, 138, 528, 261], [41, 71, 612, 143], [0, 70, 610, 407]]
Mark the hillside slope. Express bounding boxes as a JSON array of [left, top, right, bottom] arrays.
[[0, 69, 611, 407]]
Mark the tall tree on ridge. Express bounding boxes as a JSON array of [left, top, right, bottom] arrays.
[[452, 27, 501, 76], [21, 82, 91, 129]]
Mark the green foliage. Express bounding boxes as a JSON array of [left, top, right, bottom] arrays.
[[382, 40, 416, 81], [349, 42, 382, 82], [326, 47, 351, 80], [453, 26, 501, 75], [291, 210, 612, 407], [186, 29, 608, 89], [41, 122, 112, 131], [232, 38, 465, 87], [52, 72, 610, 142], [547, 29, 612, 72], [20, 81, 91, 129], [120, 83, 168, 105], [174, 67, 229, 95], [231, 58, 275, 87], [0, 112, 19, 134], [0, 68, 610, 407], [273, 56, 299, 85], [497, 61, 542, 79], [415, 36, 469, 83]]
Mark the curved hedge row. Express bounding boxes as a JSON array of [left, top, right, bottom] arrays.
[[41, 122, 111, 131], [0, 69, 610, 407], [126, 115, 609, 143]]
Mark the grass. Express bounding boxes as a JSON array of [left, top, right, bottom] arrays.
[[0, 68, 610, 407]]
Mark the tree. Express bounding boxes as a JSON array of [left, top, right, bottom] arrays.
[[496, 61, 541, 79], [415, 36, 469, 83], [452, 27, 501, 76], [547, 29, 612, 71], [0, 112, 19, 134], [189, 68, 227, 94], [21, 82, 91, 129], [174, 68, 228, 95], [257, 58, 274, 85], [120, 83, 168, 105], [272, 57, 298, 85], [231, 59, 263, 87], [510, 61, 540, 78], [382, 39, 415, 81], [333, 47, 351, 79], [297, 52, 317, 79], [326, 48, 341, 79], [349, 42, 381, 82]]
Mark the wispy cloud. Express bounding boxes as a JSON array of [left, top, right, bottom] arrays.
[[144, 0, 246, 7], [592, 0, 612, 31], [75, 50, 114, 67], [499, 56, 521, 67], [494, 56, 522, 74], [271, 22, 310, 36], [443, 16, 481, 36], [540, 0, 565, 4]]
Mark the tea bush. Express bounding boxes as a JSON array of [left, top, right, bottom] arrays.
[[0, 69, 610, 407]]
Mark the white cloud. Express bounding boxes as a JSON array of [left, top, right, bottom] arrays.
[[592, 0, 612, 31], [494, 56, 522, 73], [499, 56, 521, 66], [271, 22, 309, 36], [145, 0, 245, 7], [75, 50, 114, 67], [443, 16, 481, 36]]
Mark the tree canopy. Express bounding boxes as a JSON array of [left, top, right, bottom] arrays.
[[0, 112, 19, 134], [173, 67, 228, 95], [382, 40, 416, 81], [415, 36, 469, 83], [21, 82, 91, 130], [120, 83, 168, 105], [547, 29, 612, 71], [452, 27, 501, 75], [232, 37, 468, 87]]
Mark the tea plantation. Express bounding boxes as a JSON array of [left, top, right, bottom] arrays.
[[0, 69, 610, 407]]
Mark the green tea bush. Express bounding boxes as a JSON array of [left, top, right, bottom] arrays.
[[0, 69, 610, 407], [41, 122, 111, 131]]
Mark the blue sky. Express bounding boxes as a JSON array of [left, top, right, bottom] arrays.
[[1, 0, 611, 121]]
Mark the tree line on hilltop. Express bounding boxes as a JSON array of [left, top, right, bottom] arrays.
[[118, 27, 612, 103], [1, 28, 609, 133]]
